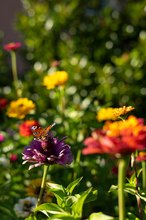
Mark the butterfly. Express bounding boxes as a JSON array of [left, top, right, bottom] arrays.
[[113, 106, 135, 117], [31, 123, 56, 140]]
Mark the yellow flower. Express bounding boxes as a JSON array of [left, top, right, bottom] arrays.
[[96, 106, 134, 121], [7, 98, 35, 119], [26, 178, 53, 203], [43, 71, 68, 89]]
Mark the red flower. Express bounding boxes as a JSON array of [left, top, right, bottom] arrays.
[[3, 42, 21, 51], [19, 120, 40, 137], [10, 154, 18, 162], [82, 116, 146, 157], [0, 98, 8, 110]]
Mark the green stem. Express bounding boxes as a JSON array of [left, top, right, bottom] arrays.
[[76, 149, 81, 163], [10, 51, 21, 97], [118, 157, 127, 220], [36, 165, 49, 207], [59, 86, 65, 115], [142, 161, 146, 190], [10, 51, 18, 83], [133, 153, 143, 219], [73, 150, 81, 180], [56, 86, 66, 132]]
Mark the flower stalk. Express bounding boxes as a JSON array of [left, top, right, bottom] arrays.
[[58, 86, 66, 120], [10, 51, 18, 82], [133, 153, 143, 219], [36, 165, 49, 207], [118, 157, 127, 220], [142, 161, 146, 190], [10, 51, 22, 97], [59, 86, 65, 112]]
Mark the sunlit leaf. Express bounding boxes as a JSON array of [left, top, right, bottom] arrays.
[[72, 188, 92, 218], [46, 182, 66, 194], [66, 177, 83, 194], [34, 203, 68, 215], [89, 212, 116, 220], [25, 214, 37, 220], [47, 213, 79, 220], [108, 185, 118, 193], [46, 182, 66, 205]]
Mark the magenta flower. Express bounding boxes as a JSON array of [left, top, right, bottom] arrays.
[[0, 133, 5, 142], [22, 136, 73, 170], [3, 42, 21, 51]]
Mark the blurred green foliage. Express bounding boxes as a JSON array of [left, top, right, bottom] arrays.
[[15, 0, 146, 117]]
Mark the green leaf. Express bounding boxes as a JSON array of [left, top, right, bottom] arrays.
[[109, 183, 146, 202], [127, 212, 140, 220], [47, 183, 66, 193], [89, 212, 116, 220], [124, 184, 137, 195], [66, 177, 83, 194], [0, 206, 16, 219], [46, 182, 66, 205], [52, 192, 65, 206], [124, 185, 146, 202], [48, 213, 79, 220], [108, 185, 118, 193], [126, 169, 142, 187], [34, 203, 68, 215], [63, 195, 79, 207], [71, 188, 92, 218], [25, 214, 37, 220], [84, 189, 98, 204]]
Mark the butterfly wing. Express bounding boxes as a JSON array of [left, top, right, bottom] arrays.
[[43, 123, 56, 137], [31, 123, 56, 140], [31, 126, 45, 139]]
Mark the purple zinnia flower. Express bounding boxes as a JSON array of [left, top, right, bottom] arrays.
[[22, 136, 73, 170]]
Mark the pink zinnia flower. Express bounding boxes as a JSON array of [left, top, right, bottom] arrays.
[[3, 42, 21, 51], [82, 116, 146, 157], [0, 133, 5, 142]]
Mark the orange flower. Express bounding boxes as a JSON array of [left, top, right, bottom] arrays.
[[103, 115, 144, 137], [19, 120, 40, 137], [82, 116, 146, 157], [136, 152, 146, 162]]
